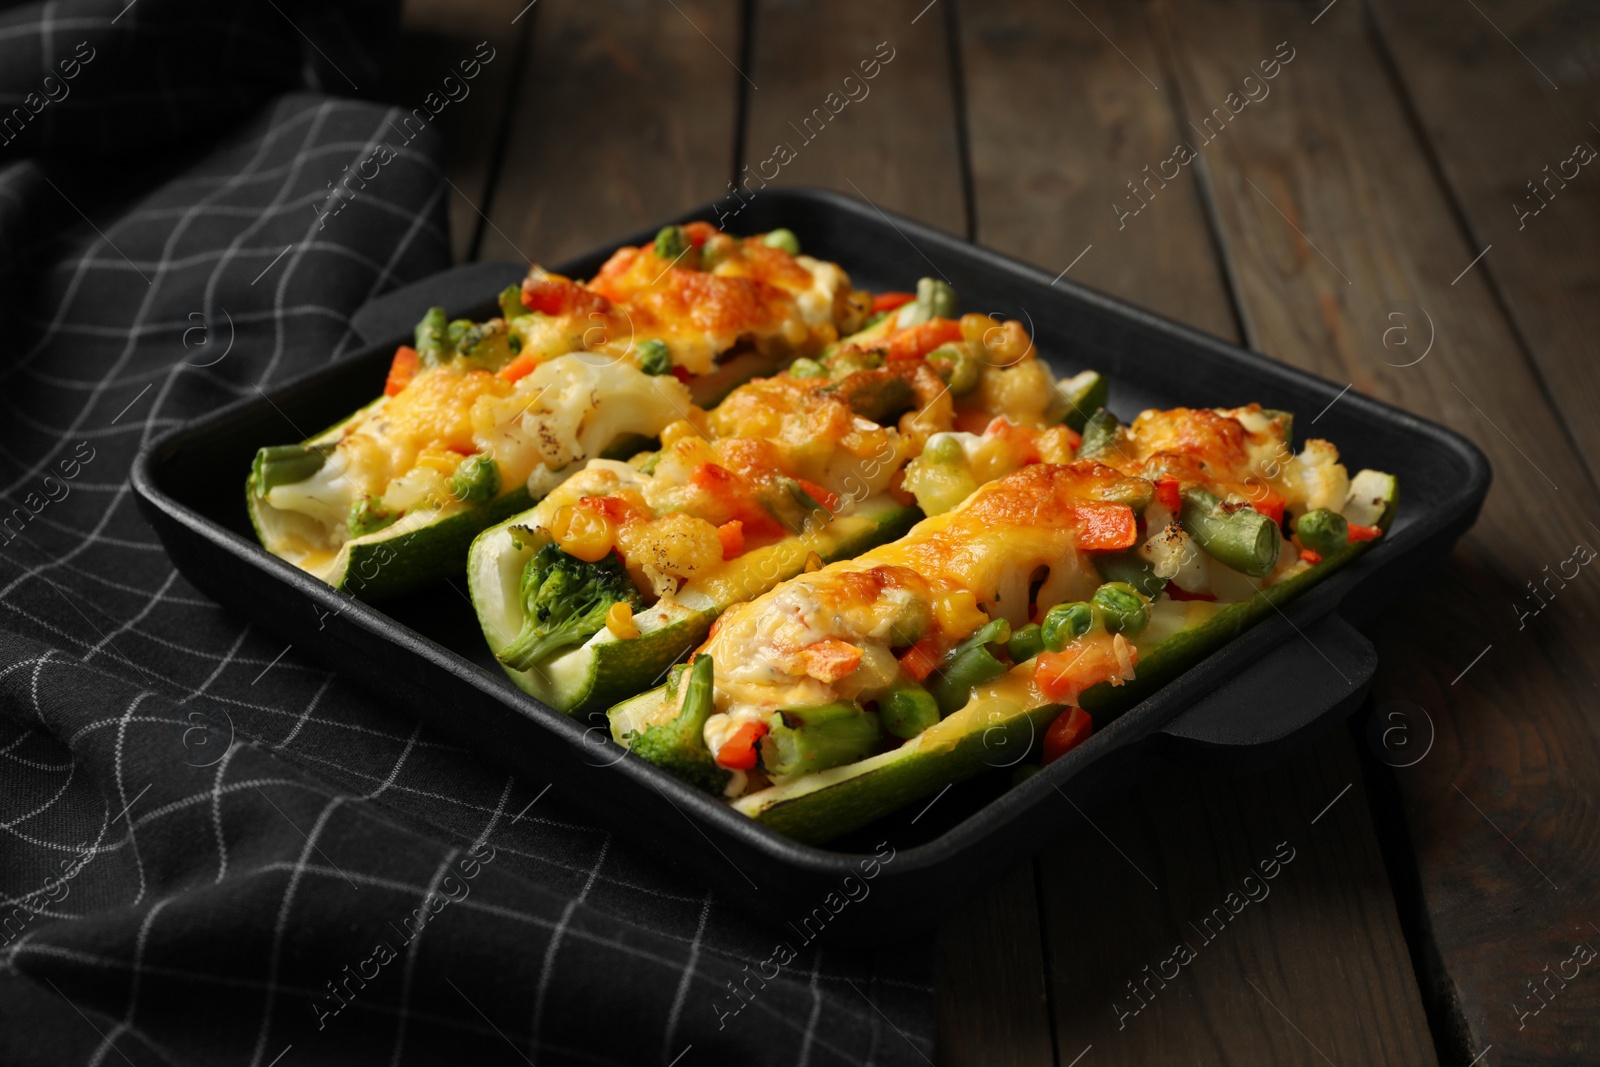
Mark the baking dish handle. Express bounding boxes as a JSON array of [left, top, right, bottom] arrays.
[[1157, 613, 1377, 771], [350, 261, 528, 348]]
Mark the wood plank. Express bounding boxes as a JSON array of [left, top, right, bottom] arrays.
[[960, 1, 1439, 1063], [936, 862, 1058, 1067], [1368, 0, 1600, 491], [958, 0, 1234, 338], [479, 0, 743, 266], [1153, 1, 1600, 1063], [741, 5, 1052, 1063], [743, 0, 966, 229], [395, 0, 531, 261]]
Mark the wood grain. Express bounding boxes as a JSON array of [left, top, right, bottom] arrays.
[[743, 0, 966, 229], [479, 0, 744, 267], [958, 0, 1235, 338], [1154, 0, 1600, 1063], [394, 0, 531, 261], [1369, 0, 1600, 492], [960, 1, 1439, 1062]]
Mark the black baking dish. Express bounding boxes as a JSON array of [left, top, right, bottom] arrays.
[[131, 187, 1490, 941]]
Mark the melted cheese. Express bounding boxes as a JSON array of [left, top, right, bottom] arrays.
[[586, 237, 846, 375], [699, 461, 1143, 732]]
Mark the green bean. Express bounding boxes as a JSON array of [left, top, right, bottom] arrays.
[[413, 306, 449, 367], [1092, 582, 1150, 635], [762, 701, 881, 777], [682, 653, 715, 725], [449, 455, 501, 504], [1005, 623, 1046, 664], [1076, 408, 1122, 461], [1179, 487, 1282, 577], [926, 618, 1012, 716], [251, 444, 326, 495], [763, 228, 801, 255], [927, 342, 981, 395], [880, 680, 941, 739], [498, 284, 528, 322], [827, 370, 915, 425], [1294, 508, 1348, 555], [917, 277, 958, 321], [1092, 551, 1168, 599], [1040, 601, 1093, 651]]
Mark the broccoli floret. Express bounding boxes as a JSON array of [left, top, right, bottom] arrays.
[[628, 655, 729, 795], [496, 543, 644, 670]]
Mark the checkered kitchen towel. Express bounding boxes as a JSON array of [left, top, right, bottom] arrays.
[[0, 2, 935, 1064]]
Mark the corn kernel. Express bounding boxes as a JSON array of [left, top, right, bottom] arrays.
[[606, 601, 639, 640], [959, 313, 992, 344], [549, 504, 614, 562]]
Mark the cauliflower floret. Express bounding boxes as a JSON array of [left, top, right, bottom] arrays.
[[1290, 438, 1350, 513], [616, 513, 725, 599], [968, 354, 1056, 428]]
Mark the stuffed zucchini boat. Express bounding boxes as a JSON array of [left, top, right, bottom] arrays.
[[469, 281, 1108, 716], [608, 404, 1397, 844], [247, 225, 875, 598]]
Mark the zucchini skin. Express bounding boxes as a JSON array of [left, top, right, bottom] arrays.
[[246, 402, 652, 601], [619, 477, 1397, 845], [475, 498, 924, 718]]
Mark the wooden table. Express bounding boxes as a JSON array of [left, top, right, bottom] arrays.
[[392, 2, 1600, 1062]]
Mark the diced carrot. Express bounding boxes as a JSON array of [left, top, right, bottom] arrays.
[[899, 636, 941, 682], [1251, 487, 1286, 525], [1347, 523, 1383, 542], [716, 519, 745, 560], [798, 639, 862, 683], [796, 478, 839, 514], [872, 291, 915, 312], [384, 345, 419, 396], [579, 495, 646, 526], [1042, 707, 1093, 765], [1299, 548, 1323, 565], [716, 721, 768, 770], [1034, 638, 1136, 705], [1154, 475, 1181, 513], [886, 318, 963, 361], [691, 462, 741, 503], [521, 268, 609, 317], [683, 221, 717, 247], [1070, 503, 1138, 551], [1064, 426, 1083, 451], [498, 352, 540, 383]]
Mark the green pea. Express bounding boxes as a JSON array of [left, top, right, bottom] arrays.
[[1092, 582, 1150, 636], [1006, 623, 1045, 664], [636, 338, 672, 375], [763, 228, 801, 255], [923, 434, 965, 465], [1041, 601, 1093, 651]]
